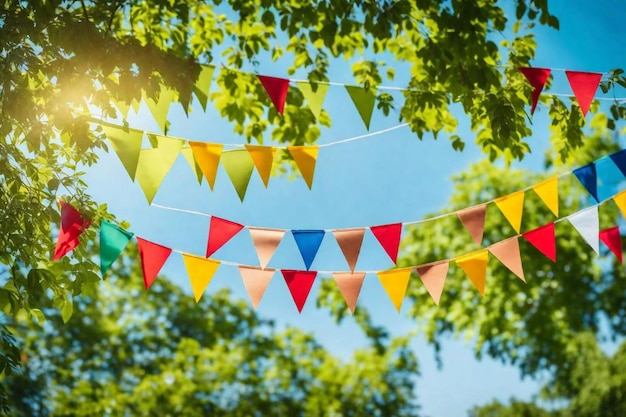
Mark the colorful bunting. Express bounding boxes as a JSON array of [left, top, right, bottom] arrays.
[[248, 227, 285, 268], [181, 147, 204, 185], [456, 204, 487, 245], [282, 270, 317, 313], [488, 237, 525, 282], [522, 222, 556, 262], [206, 216, 245, 258], [239, 266, 275, 310], [567, 206, 599, 254], [345, 86, 376, 130], [332, 272, 366, 314], [292, 230, 325, 271], [99, 221, 133, 276], [455, 249, 489, 296], [102, 125, 143, 180], [135, 136, 184, 204], [144, 86, 176, 132], [573, 163, 598, 202], [370, 223, 403, 264], [377, 267, 412, 312], [494, 191, 525, 233], [137, 237, 172, 289], [182, 253, 220, 303], [189, 142, 223, 189], [193, 65, 215, 111], [288, 146, 319, 189], [297, 82, 329, 119], [565, 70, 602, 116], [519, 67, 551, 114], [245, 145, 276, 187], [415, 261, 449, 305], [599, 226, 623, 263], [532, 176, 559, 217], [609, 149, 626, 177], [333, 228, 365, 272], [221, 149, 255, 201], [614, 190, 626, 218], [53, 201, 91, 261], [258, 75, 290, 115]]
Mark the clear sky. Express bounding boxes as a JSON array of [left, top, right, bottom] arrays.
[[82, 2, 626, 416]]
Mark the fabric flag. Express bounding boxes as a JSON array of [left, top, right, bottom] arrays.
[[288, 146, 319, 189], [370, 223, 403, 263], [614, 190, 626, 218], [297, 82, 329, 119], [258, 75, 290, 115], [193, 65, 215, 111], [182, 254, 220, 303], [455, 249, 489, 297], [181, 147, 204, 185], [519, 67, 551, 115], [596, 156, 624, 202], [532, 176, 559, 217], [248, 227, 285, 268], [53, 201, 91, 261], [573, 163, 598, 202], [456, 204, 487, 245], [221, 149, 255, 202], [239, 266, 275, 310], [332, 272, 366, 314], [282, 270, 317, 313], [292, 230, 325, 271], [565, 70, 602, 116], [137, 237, 172, 289], [189, 142, 223, 189], [102, 125, 143, 180], [99, 221, 134, 276], [111, 96, 131, 119], [415, 261, 449, 305], [599, 226, 623, 263], [135, 136, 184, 204], [567, 206, 599, 254], [494, 191, 525, 234], [206, 216, 244, 258], [522, 222, 556, 262], [377, 267, 412, 312], [609, 149, 626, 177], [144, 87, 176, 132], [333, 228, 365, 272], [488, 236, 525, 282], [345, 86, 376, 130], [245, 145, 276, 187]]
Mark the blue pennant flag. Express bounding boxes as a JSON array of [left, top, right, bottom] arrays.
[[291, 230, 325, 271], [609, 149, 626, 177], [573, 163, 598, 202]]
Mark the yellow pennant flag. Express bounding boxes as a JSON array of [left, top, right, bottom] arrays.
[[245, 145, 276, 187], [182, 253, 220, 303], [532, 176, 559, 217], [135, 136, 183, 204], [288, 146, 319, 189], [376, 267, 413, 313], [189, 142, 223, 190], [494, 191, 525, 233], [614, 190, 626, 218], [455, 249, 489, 296]]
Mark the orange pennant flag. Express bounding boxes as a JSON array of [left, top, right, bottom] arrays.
[[333, 272, 366, 314], [189, 142, 223, 190], [288, 146, 319, 189], [455, 249, 489, 296], [456, 204, 487, 245], [376, 267, 413, 313], [489, 237, 525, 282], [248, 227, 285, 268], [415, 261, 449, 305], [238, 266, 275, 310], [494, 191, 525, 233], [532, 176, 559, 217], [182, 254, 220, 303], [333, 228, 365, 272], [614, 190, 626, 218], [245, 145, 276, 187]]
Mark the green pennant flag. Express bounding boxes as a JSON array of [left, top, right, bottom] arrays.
[[193, 65, 215, 112], [100, 221, 134, 276], [345, 85, 377, 130], [221, 149, 254, 202], [144, 86, 176, 133], [181, 146, 203, 185], [102, 125, 144, 180], [297, 82, 329, 120], [135, 136, 184, 204]]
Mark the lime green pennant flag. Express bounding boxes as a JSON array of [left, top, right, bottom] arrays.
[[221, 149, 254, 202], [135, 136, 184, 204], [193, 65, 215, 112], [102, 125, 144, 180], [297, 82, 329, 119], [131, 98, 141, 114], [181, 146, 203, 185], [112, 98, 130, 119], [345, 85, 377, 130], [100, 221, 134, 276], [144, 87, 176, 133]]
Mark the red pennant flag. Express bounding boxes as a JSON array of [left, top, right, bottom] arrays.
[[206, 217, 244, 258], [522, 222, 556, 262], [600, 226, 623, 263], [137, 237, 172, 289], [370, 223, 403, 263], [565, 71, 602, 116], [519, 67, 551, 115], [53, 201, 91, 260], [281, 270, 317, 313], [258, 75, 289, 115]]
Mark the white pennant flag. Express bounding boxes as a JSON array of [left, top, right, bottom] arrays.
[[567, 206, 599, 254]]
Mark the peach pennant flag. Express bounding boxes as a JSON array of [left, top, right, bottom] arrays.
[[248, 227, 285, 268], [488, 236, 525, 282], [456, 204, 487, 245], [239, 266, 275, 309], [333, 228, 365, 272], [415, 261, 449, 305], [333, 272, 366, 314]]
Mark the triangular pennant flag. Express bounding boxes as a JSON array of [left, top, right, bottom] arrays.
[[144, 87, 176, 132], [249, 227, 285, 268], [239, 266, 275, 310], [245, 145, 276, 188], [102, 125, 143, 180], [522, 222, 556, 262], [291, 230, 325, 271], [99, 221, 134, 276], [455, 249, 489, 296], [136, 237, 172, 289], [370, 223, 403, 263], [415, 261, 449, 305], [573, 163, 598, 202], [332, 272, 366, 314], [333, 228, 365, 272], [181, 146, 203, 185], [182, 253, 220, 303], [221, 149, 255, 202], [600, 226, 623, 263], [135, 136, 184, 204], [111, 97, 130, 119], [257, 75, 290, 115], [567, 206, 600, 254], [193, 65, 215, 112], [53, 201, 91, 261], [565, 70, 602, 116], [532, 176, 559, 217], [282, 270, 317, 313], [456, 204, 487, 245], [614, 190, 626, 218], [287, 146, 319, 189], [494, 191, 525, 233], [206, 216, 244, 258], [345, 86, 376, 130], [189, 142, 223, 189], [596, 156, 624, 202], [376, 267, 412, 312], [488, 237, 525, 282], [519, 67, 551, 114], [609, 149, 626, 178], [297, 82, 329, 119]]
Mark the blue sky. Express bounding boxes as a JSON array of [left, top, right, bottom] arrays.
[[82, 2, 626, 416]]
